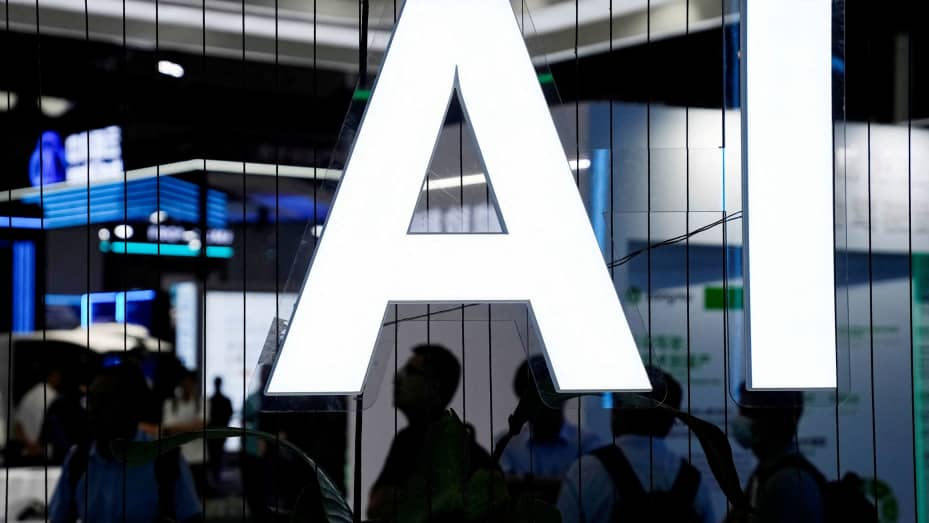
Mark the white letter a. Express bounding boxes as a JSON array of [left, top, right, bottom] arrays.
[[267, 0, 651, 395]]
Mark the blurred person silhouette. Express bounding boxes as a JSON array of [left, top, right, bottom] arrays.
[[14, 366, 64, 458], [725, 385, 828, 523], [207, 376, 233, 485], [40, 372, 89, 464], [557, 368, 714, 523], [49, 356, 201, 523], [163, 371, 208, 494], [367, 343, 493, 521], [498, 356, 602, 501], [241, 367, 270, 521]]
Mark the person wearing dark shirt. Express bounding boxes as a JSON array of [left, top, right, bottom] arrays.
[[207, 376, 233, 485], [49, 360, 201, 523], [726, 385, 824, 523], [40, 377, 88, 465], [367, 344, 492, 521]]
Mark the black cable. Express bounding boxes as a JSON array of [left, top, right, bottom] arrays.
[[906, 11, 918, 517], [865, 44, 880, 512], [241, 0, 248, 518], [608, 212, 742, 269], [3, 9, 12, 516], [645, 0, 654, 495], [84, 0, 93, 513], [487, 303, 494, 517], [684, 0, 693, 465], [392, 304, 398, 519], [198, 0, 207, 514], [353, 4, 368, 521], [573, 0, 582, 511], [720, 2, 730, 517], [359, 0, 369, 87], [32, 0, 51, 514], [832, 0, 845, 485]]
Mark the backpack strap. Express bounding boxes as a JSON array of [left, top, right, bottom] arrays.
[[154, 448, 181, 522], [591, 445, 646, 499], [669, 460, 701, 505], [757, 453, 827, 492]]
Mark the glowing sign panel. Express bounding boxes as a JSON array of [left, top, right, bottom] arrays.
[[267, 0, 651, 395], [742, 0, 836, 389]]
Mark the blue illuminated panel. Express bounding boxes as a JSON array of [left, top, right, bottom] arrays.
[[0, 217, 42, 229], [99, 241, 233, 259], [25, 177, 227, 228], [12, 241, 36, 332]]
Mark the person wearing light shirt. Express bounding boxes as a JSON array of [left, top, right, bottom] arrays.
[[557, 369, 715, 523], [498, 358, 602, 502], [14, 368, 63, 457]]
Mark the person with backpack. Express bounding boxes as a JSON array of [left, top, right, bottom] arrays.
[[726, 385, 877, 523], [49, 358, 201, 523], [557, 368, 714, 523]]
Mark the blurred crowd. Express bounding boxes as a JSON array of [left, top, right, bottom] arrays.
[[0, 339, 876, 523]]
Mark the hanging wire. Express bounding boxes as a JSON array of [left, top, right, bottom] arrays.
[[645, 0, 654, 495], [154, 0, 163, 502], [33, 0, 50, 511], [4, 0, 12, 511], [832, 0, 843, 486], [865, 26, 879, 507], [84, 0, 94, 512], [573, 0, 582, 510], [720, 0, 731, 516], [241, 0, 248, 517], [354, 4, 370, 521], [198, 0, 208, 513], [684, 0, 693, 465], [906, 7, 918, 516]]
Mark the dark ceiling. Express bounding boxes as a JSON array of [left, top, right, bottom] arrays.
[[0, 1, 925, 193]]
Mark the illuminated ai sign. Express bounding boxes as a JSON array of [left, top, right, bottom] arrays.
[[268, 0, 837, 395], [741, 0, 836, 390], [267, 0, 651, 395]]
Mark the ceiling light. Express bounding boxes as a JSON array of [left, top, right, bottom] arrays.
[[149, 210, 167, 224], [0, 91, 17, 112], [114, 224, 134, 239], [39, 96, 73, 118], [158, 60, 185, 78]]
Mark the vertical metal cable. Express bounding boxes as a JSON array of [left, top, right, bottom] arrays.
[[3, 0, 11, 511], [684, 0, 693, 465], [907, 12, 918, 518], [199, 0, 207, 514], [645, 0, 654, 494], [241, 0, 248, 518], [865, 27, 878, 505], [486, 303, 494, 515], [719, 0, 730, 516], [154, 0, 164, 512], [270, 0, 281, 517], [609, 0, 618, 473], [389, 8, 398, 522], [832, 0, 842, 484], [32, 0, 50, 511], [353, 5, 367, 522], [572, 0, 583, 511], [83, 0, 93, 513]]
